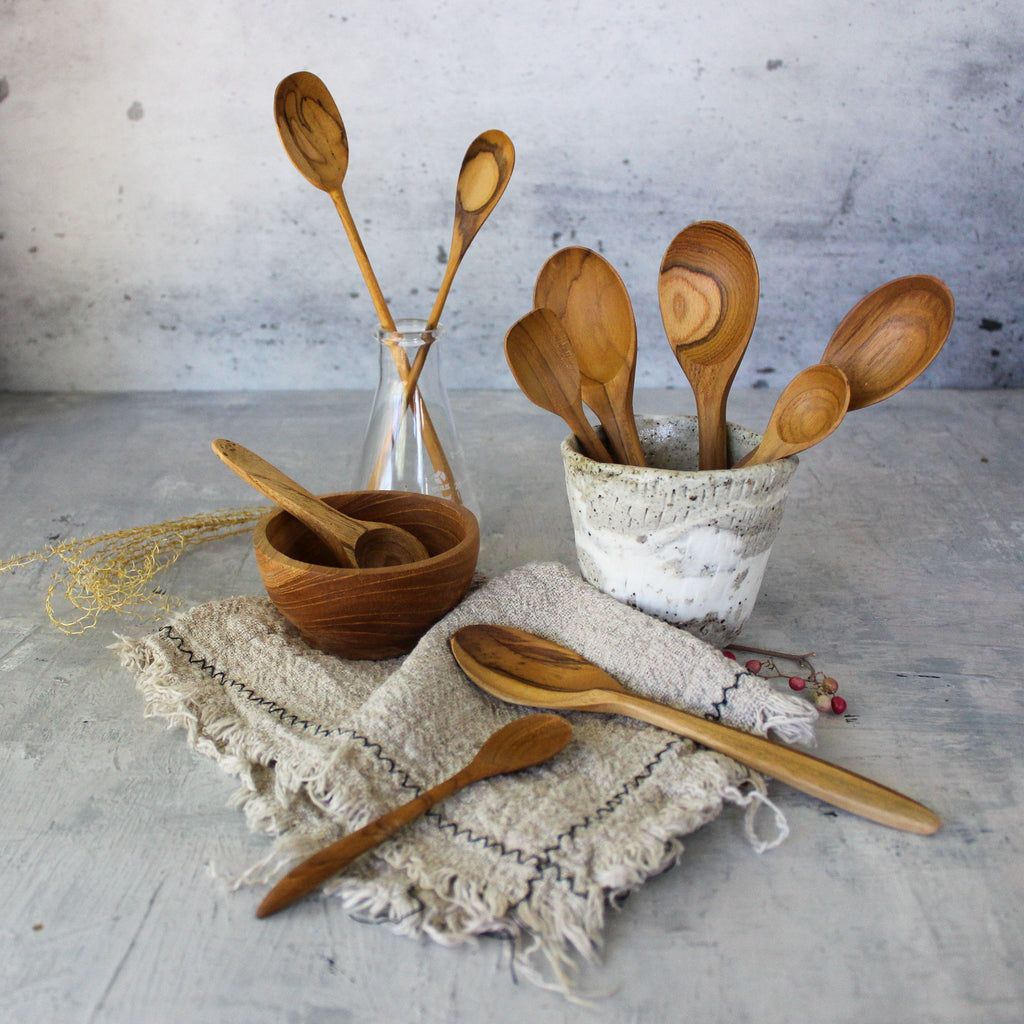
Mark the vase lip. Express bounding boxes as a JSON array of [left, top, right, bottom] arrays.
[[376, 318, 444, 342]]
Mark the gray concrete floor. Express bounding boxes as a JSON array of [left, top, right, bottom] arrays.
[[1, 387, 1022, 1023]]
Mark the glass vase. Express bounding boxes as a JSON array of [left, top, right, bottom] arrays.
[[353, 319, 477, 515]]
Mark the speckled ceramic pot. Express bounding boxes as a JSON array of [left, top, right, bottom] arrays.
[[561, 414, 798, 646]]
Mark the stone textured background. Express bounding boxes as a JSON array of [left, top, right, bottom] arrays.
[[1, 0, 1021, 392]]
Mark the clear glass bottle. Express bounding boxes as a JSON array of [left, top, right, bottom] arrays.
[[353, 319, 478, 515]]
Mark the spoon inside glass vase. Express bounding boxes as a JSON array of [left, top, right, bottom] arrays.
[[733, 364, 851, 467], [659, 222, 760, 470], [534, 247, 646, 466], [212, 439, 429, 569], [821, 274, 954, 410]]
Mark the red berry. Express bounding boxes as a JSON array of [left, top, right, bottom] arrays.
[[788, 676, 806, 691], [745, 659, 762, 674], [831, 696, 848, 715], [822, 676, 839, 695], [723, 650, 737, 660]]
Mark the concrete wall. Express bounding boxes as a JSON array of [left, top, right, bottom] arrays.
[[1, 0, 1021, 392]]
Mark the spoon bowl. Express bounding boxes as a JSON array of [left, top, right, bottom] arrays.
[[451, 624, 941, 835], [213, 439, 429, 568], [534, 247, 645, 465], [734, 364, 851, 467], [256, 713, 571, 917], [659, 222, 760, 470], [822, 274, 954, 409], [504, 308, 613, 462]]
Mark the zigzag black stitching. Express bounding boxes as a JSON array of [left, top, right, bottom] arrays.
[[512, 737, 684, 902], [708, 668, 745, 721], [159, 624, 684, 905]]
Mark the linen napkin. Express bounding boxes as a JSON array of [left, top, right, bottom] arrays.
[[117, 561, 816, 985]]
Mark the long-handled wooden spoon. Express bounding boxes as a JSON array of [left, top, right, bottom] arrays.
[[451, 625, 941, 835], [534, 247, 646, 466], [256, 713, 572, 918], [370, 130, 516, 486], [733, 364, 851, 468], [275, 71, 395, 332], [821, 274, 954, 410], [504, 308, 614, 462], [659, 222, 760, 470], [275, 72, 458, 499], [212, 439, 429, 569]]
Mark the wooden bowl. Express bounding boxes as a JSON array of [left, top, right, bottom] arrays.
[[254, 490, 479, 660]]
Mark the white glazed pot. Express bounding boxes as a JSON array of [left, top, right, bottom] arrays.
[[561, 414, 798, 646]]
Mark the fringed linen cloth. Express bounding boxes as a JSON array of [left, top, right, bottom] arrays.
[[116, 561, 816, 987]]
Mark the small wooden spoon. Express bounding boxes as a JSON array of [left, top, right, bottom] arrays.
[[733, 364, 851, 468], [212, 439, 429, 569], [821, 274, 954, 410], [377, 130, 516, 477], [534, 247, 646, 466], [256, 713, 572, 918], [659, 222, 760, 470], [504, 309, 614, 462], [450, 625, 941, 835]]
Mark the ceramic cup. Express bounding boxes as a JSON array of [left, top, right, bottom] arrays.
[[561, 414, 798, 646]]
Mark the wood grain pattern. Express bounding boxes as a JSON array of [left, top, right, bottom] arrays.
[[533, 246, 646, 466], [256, 714, 571, 918], [822, 274, 954, 410], [504, 308, 614, 462], [451, 624, 941, 835], [733, 364, 851, 467], [254, 491, 478, 659], [659, 222, 760, 470], [213, 439, 429, 567]]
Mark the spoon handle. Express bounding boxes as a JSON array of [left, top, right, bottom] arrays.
[[256, 768, 471, 919], [614, 692, 940, 834]]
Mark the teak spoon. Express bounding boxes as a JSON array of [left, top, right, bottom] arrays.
[[504, 308, 614, 463], [256, 713, 573, 918], [534, 247, 646, 466], [659, 222, 760, 470], [275, 72, 456, 497], [212, 439, 429, 569], [275, 71, 395, 332], [450, 625, 941, 835], [821, 274, 955, 410], [733, 363, 851, 468], [379, 130, 516, 473]]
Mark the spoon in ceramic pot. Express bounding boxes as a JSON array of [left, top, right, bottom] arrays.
[[821, 274, 954, 410], [504, 308, 614, 463], [733, 363, 851, 467], [256, 713, 573, 918], [534, 247, 646, 466], [659, 222, 760, 471], [450, 625, 941, 835], [212, 439, 429, 569], [376, 130, 516, 473]]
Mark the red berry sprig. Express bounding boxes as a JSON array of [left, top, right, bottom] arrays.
[[723, 645, 848, 715]]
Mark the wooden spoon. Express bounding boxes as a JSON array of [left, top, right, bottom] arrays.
[[534, 247, 646, 466], [659, 222, 760, 470], [256, 713, 572, 918], [275, 71, 395, 332], [733, 364, 851, 468], [212, 439, 429, 569], [504, 308, 614, 462], [374, 130, 516, 481], [275, 72, 457, 498], [821, 274, 954, 410], [450, 625, 941, 835]]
